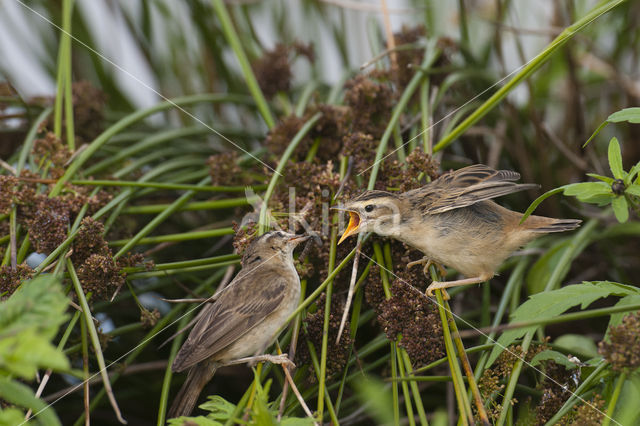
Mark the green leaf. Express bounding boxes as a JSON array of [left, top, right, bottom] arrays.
[[0, 376, 61, 426], [0, 407, 26, 426], [628, 161, 640, 183], [608, 137, 624, 179], [626, 184, 640, 197], [607, 107, 640, 124], [526, 240, 570, 295], [0, 328, 70, 379], [563, 182, 611, 202], [167, 416, 222, 426], [612, 196, 629, 222], [352, 376, 395, 426], [0, 275, 68, 340], [586, 173, 615, 184], [280, 417, 316, 426], [530, 350, 578, 370], [250, 377, 277, 426], [582, 121, 608, 147], [487, 282, 637, 366], [198, 395, 237, 421], [554, 334, 599, 358], [612, 374, 640, 425], [578, 193, 616, 206]]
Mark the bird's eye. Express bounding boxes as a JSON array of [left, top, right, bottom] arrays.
[[364, 204, 374, 212]]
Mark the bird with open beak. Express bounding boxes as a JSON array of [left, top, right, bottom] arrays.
[[337, 164, 581, 298]]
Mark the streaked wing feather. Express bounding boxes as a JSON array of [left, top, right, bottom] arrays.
[[406, 165, 537, 215], [173, 270, 287, 371]]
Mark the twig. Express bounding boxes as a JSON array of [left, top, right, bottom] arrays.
[[379, 0, 397, 72], [336, 241, 361, 344], [0, 159, 17, 175]]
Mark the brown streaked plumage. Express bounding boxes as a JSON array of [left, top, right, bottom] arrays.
[[169, 231, 308, 418], [337, 164, 581, 297]]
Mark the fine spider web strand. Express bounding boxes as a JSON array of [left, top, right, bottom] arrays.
[[13, 0, 280, 177], [22, 250, 284, 425], [356, 250, 620, 426]]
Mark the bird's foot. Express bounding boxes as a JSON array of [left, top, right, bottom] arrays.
[[407, 257, 447, 278], [425, 281, 451, 300], [224, 353, 296, 369], [426, 275, 492, 300]]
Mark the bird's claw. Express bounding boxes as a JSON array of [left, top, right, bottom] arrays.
[[425, 281, 451, 300], [407, 257, 447, 278]]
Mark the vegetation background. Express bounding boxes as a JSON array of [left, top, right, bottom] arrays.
[[0, 0, 639, 425]]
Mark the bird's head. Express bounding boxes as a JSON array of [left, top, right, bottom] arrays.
[[242, 231, 309, 265], [335, 191, 402, 244]]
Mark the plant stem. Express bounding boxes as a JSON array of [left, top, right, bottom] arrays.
[[67, 259, 126, 424], [210, 0, 275, 128], [603, 371, 626, 426], [435, 291, 471, 425]]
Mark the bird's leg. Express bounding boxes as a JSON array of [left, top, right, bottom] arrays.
[[222, 353, 295, 369], [407, 256, 447, 277], [426, 274, 492, 299]]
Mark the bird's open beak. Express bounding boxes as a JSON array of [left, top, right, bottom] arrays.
[[338, 211, 361, 245]]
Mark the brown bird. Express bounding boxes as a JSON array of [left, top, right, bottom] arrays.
[[169, 231, 309, 418], [337, 164, 581, 297]]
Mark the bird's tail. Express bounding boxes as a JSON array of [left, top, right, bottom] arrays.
[[168, 362, 217, 419], [527, 217, 582, 233]]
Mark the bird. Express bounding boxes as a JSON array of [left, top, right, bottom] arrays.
[[168, 230, 309, 418], [337, 164, 581, 298]]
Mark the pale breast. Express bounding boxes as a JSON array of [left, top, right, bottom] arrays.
[[398, 201, 515, 277], [219, 269, 300, 360]]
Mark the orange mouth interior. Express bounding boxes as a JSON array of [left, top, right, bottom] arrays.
[[338, 211, 360, 245]]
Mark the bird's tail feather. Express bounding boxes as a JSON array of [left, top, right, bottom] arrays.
[[529, 218, 582, 233], [168, 362, 217, 419]]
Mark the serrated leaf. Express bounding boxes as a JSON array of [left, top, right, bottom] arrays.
[[607, 107, 640, 124], [612, 196, 629, 222], [530, 350, 578, 369], [487, 282, 637, 367], [0, 275, 68, 340], [608, 137, 624, 179], [0, 377, 61, 426], [554, 334, 599, 358], [199, 395, 236, 421], [0, 328, 70, 379]]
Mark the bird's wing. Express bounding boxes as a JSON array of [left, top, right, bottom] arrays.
[[407, 164, 538, 215], [172, 267, 289, 371]]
